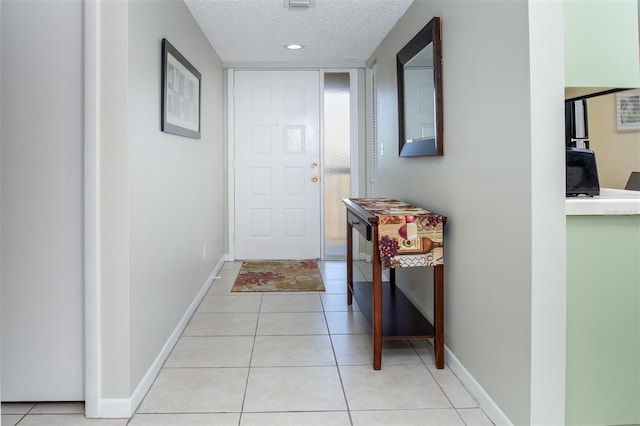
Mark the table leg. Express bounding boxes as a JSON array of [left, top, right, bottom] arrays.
[[372, 226, 382, 370], [346, 222, 353, 306], [434, 264, 444, 369], [389, 268, 396, 290]]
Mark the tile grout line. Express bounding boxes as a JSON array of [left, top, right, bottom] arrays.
[[418, 342, 470, 424], [234, 267, 261, 426], [322, 289, 355, 426]]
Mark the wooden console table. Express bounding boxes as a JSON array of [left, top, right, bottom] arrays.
[[343, 198, 446, 370]]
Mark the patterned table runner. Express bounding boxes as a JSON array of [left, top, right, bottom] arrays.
[[350, 198, 445, 269]]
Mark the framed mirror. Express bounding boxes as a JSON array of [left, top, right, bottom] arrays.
[[397, 17, 443, 157]]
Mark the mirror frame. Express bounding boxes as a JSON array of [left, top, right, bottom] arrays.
[[397, 17, 443, 157]]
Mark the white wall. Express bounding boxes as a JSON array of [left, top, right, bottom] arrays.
[[527, 3, 566, 424], [367, 1, 566, 424], [0, 0, 3, 408], [1, 0, 84, 400], [95, 0, 226, 405], [1, 0, 225, 407], [127, 0, 226, 392], [97, 0, 131, 399]]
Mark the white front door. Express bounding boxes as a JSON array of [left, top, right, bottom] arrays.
[[233, 70, 321, 260]]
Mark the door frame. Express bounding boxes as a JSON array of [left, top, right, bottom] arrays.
[[84, 0, 100, 416], [227, 68, 361, 261]]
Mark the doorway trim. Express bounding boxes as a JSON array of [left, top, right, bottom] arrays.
[[226, 68, 236, 260], [84, 0, 100, 417]]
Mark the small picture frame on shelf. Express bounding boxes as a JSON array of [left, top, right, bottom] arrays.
[[161, 39, 201, 139], [616, 91, 640, 132]]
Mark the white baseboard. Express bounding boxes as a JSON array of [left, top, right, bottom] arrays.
[[95, 398, 133, 419], [445, 346, 513, 426], [94, 256, 227, 418]]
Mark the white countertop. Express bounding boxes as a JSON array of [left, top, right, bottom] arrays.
[[566, 188, 640, 216]]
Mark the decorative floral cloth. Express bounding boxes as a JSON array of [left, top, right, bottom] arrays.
[[350, 198, 445, 269]]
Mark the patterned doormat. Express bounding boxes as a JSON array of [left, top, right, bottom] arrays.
[[231, 260, 325, 292]]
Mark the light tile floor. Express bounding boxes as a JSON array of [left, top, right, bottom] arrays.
[[2, 261, 494, 426]]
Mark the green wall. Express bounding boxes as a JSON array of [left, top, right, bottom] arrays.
[[566, 215, 640, 425], [564, 0, 640, 89]]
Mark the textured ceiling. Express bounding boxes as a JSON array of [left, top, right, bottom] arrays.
[[184, 0, 414, 65]]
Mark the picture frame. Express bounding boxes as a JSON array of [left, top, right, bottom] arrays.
[[616, 91, 640, 132], [161, 39, 201, 139]]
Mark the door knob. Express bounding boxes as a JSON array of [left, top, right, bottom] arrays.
[[311, 162, 318, 169], [311, 176, 318, 182]]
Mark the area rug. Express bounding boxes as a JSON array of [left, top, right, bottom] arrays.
[[231, 260, 325, 292]]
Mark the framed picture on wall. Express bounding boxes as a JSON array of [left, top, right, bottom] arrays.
[[616, 91, 640, 132], [161, 39, 201, 139]]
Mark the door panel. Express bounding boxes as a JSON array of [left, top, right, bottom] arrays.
[[234, 70, 321, 259]]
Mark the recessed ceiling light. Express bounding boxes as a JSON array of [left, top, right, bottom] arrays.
[[285, 44, 304, 50], [284, 0, 315, 8]]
